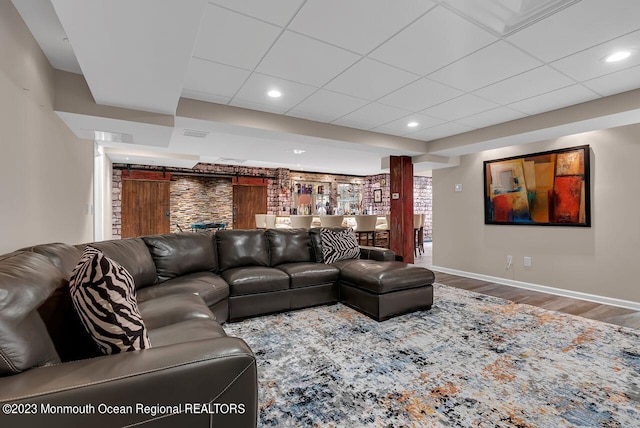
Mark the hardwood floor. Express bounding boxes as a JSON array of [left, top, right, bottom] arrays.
[[413, 242, 640, 330]]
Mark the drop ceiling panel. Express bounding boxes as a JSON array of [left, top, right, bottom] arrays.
[[332, 102, 411, 130], [422, 94, 499, 121], [372, 113, 445, 135], [208, 0, 304, 27], [550, 30, 640, 82], [370, 5, 498, 75], [508, 84, 600, 115], [583, 64, 640, 97], [286, 89, 369, 122], [473, 66, 575, 105], [455, 107, 527, 128], [256, 31, 360, 86], [429, 41, 542, 92], [288, 0, 436, 55], [183, 58, 250, 98], [231, 73, 316, 113], [193, 4, 281, 70], [325, 58, 419, 101], [507, 0, 640, 62], [378, 78, 463, 112]]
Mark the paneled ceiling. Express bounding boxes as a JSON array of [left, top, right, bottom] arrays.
[[12, 0, 640, 175]]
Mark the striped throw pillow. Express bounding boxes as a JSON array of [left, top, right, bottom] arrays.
[[69, 246, 151, 354], [320, 228, 361, 264]]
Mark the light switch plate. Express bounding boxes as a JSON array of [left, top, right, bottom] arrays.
[[454, 184, 463, 192]]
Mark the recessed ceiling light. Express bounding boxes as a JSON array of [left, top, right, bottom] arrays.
[[293, 149, 306, 154], [407, 121, 419, 128], [267, 89, 282, 98], [604, 51, 631, 63]]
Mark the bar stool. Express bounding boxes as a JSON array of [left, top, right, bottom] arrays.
[[265, 214, 276, 229], [255, 214, 266, 229], [289, 215, 313, 230], [319, 215, 344, 228], [413, 214, 424, 256], [354, 215, 378, 246], [375, 215, 390, 248]]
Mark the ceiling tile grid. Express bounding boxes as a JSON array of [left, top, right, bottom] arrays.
[[19, 0, 640, 145], [176, 0, 640, 142]]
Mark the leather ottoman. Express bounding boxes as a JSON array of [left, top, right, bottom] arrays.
[[338, 260, 435, 321]]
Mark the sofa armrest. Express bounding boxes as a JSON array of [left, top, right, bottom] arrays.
[[359, 246, 395, 261], [0, 337, 257, 428]]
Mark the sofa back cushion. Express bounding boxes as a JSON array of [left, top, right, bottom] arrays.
[[143, 233, 217, 282], [266, 229, 312, 266], [89, 238, 157, 289], [0, 252, 62, 377], [216, 229, 269, 271], [28, 242, 82, 279]]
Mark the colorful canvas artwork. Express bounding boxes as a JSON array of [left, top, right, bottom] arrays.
[[484, 146, 590, 226]]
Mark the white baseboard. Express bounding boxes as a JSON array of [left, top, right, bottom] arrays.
[[429, 265, 640, 312]]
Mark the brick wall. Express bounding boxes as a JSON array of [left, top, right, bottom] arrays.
[[363, 173, 390, 214], [414, 176, 433, 241]]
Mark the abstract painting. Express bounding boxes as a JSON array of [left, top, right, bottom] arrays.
[[484, 145, 590, 226]]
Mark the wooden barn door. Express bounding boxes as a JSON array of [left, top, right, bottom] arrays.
[[121, 171, 171, 238], [233, 178, 267, 229]]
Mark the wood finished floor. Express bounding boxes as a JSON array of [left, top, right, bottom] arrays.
[[413, 242, 640, 330]]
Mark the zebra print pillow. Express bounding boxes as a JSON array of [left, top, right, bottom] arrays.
[[69, 246, 151, 354], [320, 228, 360, 264]]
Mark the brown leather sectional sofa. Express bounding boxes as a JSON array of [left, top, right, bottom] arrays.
[[0, 228, 434, 427]]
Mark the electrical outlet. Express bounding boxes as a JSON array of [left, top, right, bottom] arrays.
[[524, 256, 532, 267]]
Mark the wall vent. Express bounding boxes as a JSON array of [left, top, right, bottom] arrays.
[[182, 128, 210, 138], [94, 131, 133, 143]]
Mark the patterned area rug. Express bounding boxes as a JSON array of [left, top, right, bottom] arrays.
[[223, 284, 640, 427]]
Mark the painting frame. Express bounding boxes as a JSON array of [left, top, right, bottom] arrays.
[[483, 145, 591, 227], [373, 189, 382, 203]]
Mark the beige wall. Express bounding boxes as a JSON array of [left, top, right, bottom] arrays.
[[0, 2, 93, 253], [433, 123, 640, 303]]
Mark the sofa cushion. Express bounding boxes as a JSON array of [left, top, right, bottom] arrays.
[[276, 262, 340, 289], [28, 243, 82, 279], [221, 267, 290, 296], [69, 246, 151, 355], [320, 227, 360, 264], [265, 229, 312, 266], [143, 233, 217, 282], [136, 272, 229, 308], [148, 318, 227, 348], [138, 294, 214, 330], [0, 251, 61, 376], [216, 230, 269, 271], [339, 260, 436, 294], [89, 238, 157, 289]]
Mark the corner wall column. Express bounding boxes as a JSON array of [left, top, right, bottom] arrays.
[[389, 156, 414, 263]]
